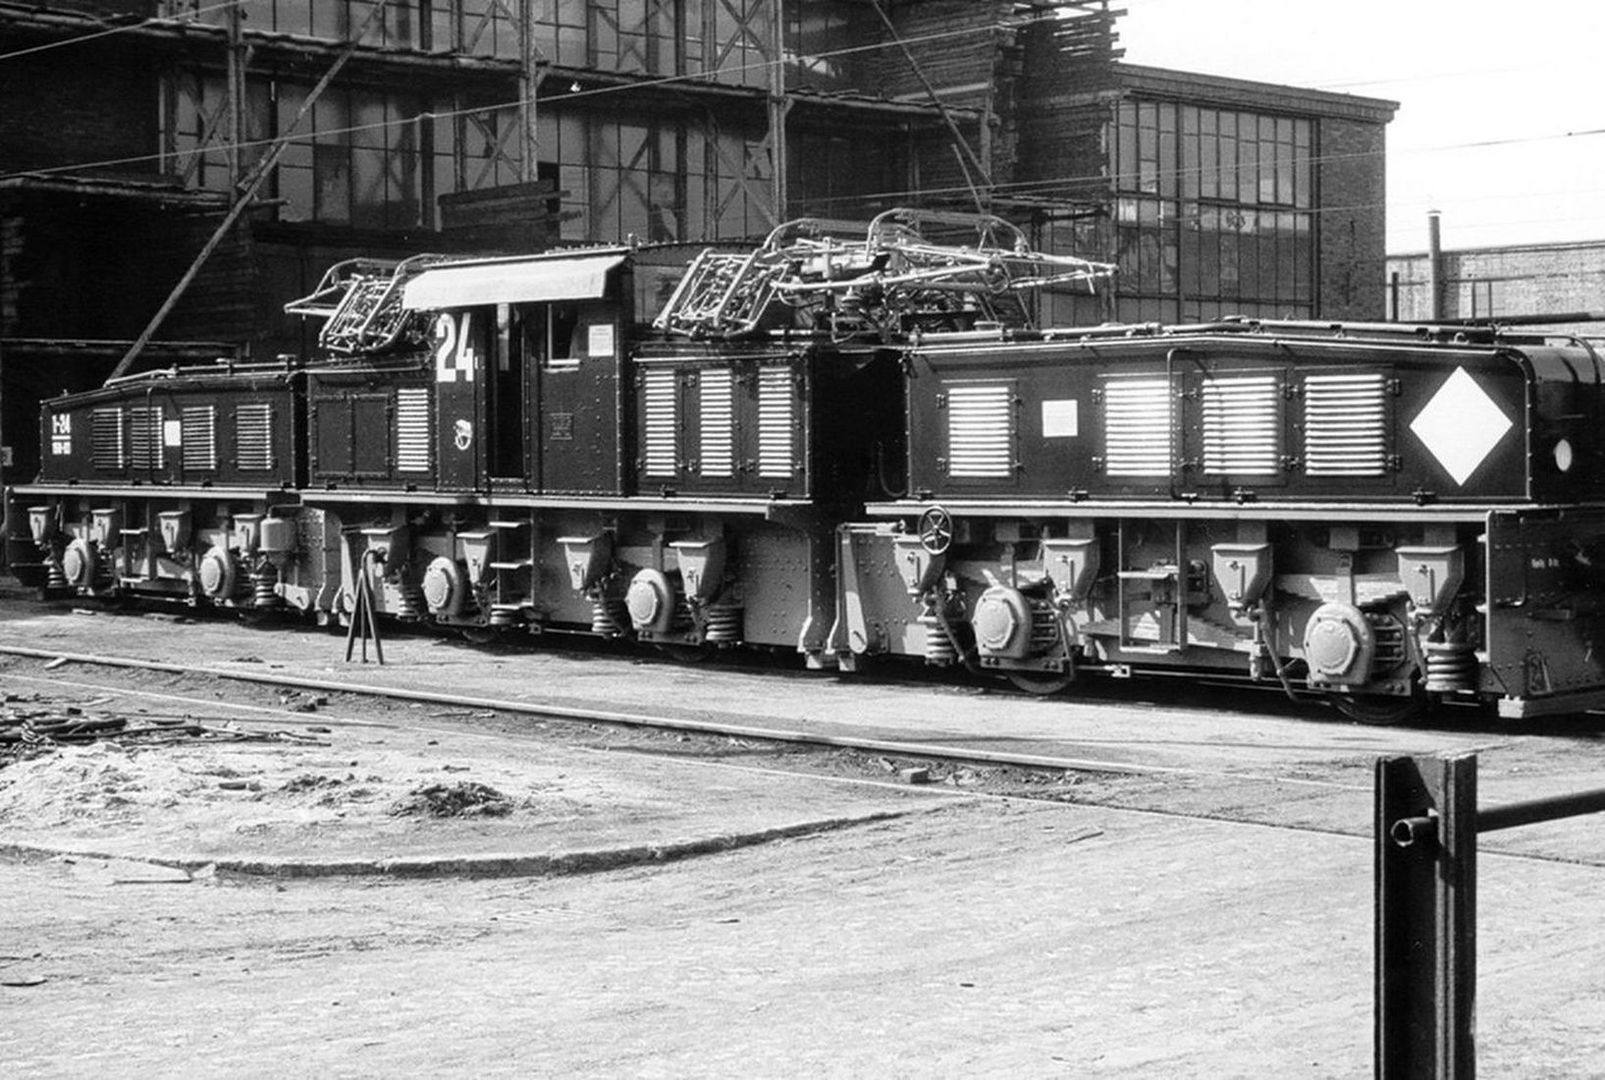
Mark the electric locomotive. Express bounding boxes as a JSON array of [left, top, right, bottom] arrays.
[[7, 211, 1107, 667], [840, 320, 1605, 720], [10, 211, 1605, 722]]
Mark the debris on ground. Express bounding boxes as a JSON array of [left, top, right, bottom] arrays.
[[1, 702, 331, 767], [389, 781, 514, 819]]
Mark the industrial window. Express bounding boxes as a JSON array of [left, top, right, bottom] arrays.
[[1200, 375, 1281, 476], [1109, 100, 1315, 322], [782, 2, 881, 90], [235, 404, 276, 471], [159, 0, 507, 55], [1102, 377, 1173, 477], [538, 111, 772, 244], [698, 369, 735, 479], [531, 0, 772, 86], [945, 383, 1015, 479], [181, 406, 218, 472], [164, 75, 515, 230], [641, 370, 678, 478]]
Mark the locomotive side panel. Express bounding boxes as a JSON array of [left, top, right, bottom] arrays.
[[37, 375, 301, 492], [907, 338, 1534, 504], [307, 367, 436, 491], [633, 350, 810, 499]]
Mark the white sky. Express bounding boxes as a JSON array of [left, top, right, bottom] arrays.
[[1114, 0, 1605, 253]]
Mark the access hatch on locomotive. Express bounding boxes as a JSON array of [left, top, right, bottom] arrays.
[[8, 210, 1605, 723]]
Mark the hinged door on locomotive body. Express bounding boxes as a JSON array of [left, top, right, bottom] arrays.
[[850, 322, 1605, 719], [628, 340, 904, 509]]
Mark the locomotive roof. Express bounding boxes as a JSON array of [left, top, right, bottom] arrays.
[[399, 248, 630, 311], [902, 316, 1605, 390], [1030, 316, 1601, 351]]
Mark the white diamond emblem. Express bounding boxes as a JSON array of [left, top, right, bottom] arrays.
[[1409, 367, 1513, 486]]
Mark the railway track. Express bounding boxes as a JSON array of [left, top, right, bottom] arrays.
[[0, 641, 1368, 796], [9, 628, 1605, 874]]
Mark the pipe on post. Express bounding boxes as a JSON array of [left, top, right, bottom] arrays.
[[1427, 210, 1444, 321]]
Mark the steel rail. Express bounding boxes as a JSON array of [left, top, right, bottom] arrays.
[[0, 643, 1356, 788]]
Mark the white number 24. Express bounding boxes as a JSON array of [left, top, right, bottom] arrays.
[[433, 312, 480, 383]]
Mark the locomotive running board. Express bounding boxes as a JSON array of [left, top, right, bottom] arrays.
[[865, 499, 1498, 524]]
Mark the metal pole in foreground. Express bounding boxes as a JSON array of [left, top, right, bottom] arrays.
[[1375, 753, 1477, 1079]]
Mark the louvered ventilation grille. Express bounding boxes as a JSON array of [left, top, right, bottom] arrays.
[[236, 403, 274, 471], [181, 406, 217, 471], [91, 408, 125, 470], [699, 369, 734, 478], [757, 367, 795, 479], [395, 389, 431, 473], [1103, 378, 1173, 476], [127, 406, 164, 470], [642, 370, 678, 477], [946, 384, 1014, 478], [1304, 373, 1389, 476], [1202, 375, 1280, 475]]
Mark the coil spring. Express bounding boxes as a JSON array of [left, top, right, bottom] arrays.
[[921, 613, 956, 666], [590, 597, 629, 637], [489, 605, 521, 627], [1423, 641, 1478, 693], [393, 583, 424, 621], [251, 563, 282, 609], [673, 597, 695, 634], [1029, 601, 1061, 654], [1367, 613, 1407, 668], [44, 555, 67, 591], [94, 546, 115, 590], [703, 605, 743, 645]]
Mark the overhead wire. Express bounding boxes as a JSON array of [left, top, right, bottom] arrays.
[[3, 0, 1602, 242], [0, 8, 1074, 183], [0, 0, 251, 63]]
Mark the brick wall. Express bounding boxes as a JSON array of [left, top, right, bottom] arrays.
[[0, 50, 157, 176], [1388, 242, 1605, 323], [1316, 117, 1388, 320], [0, 189, 254, 344]]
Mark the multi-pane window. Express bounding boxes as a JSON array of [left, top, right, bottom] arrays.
[[1108, 100, 1316, 323], [789, 127, 909, 222], [526, 0, 878, 88], [162, 0, 791, 243], [530, 0, 774, 86], [160, 0, 508, 54], [165, 72, 517, 230], [536, 109, 771, 243]]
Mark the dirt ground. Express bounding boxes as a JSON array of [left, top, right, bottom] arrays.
[[3, 597, 1605, 1076]]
